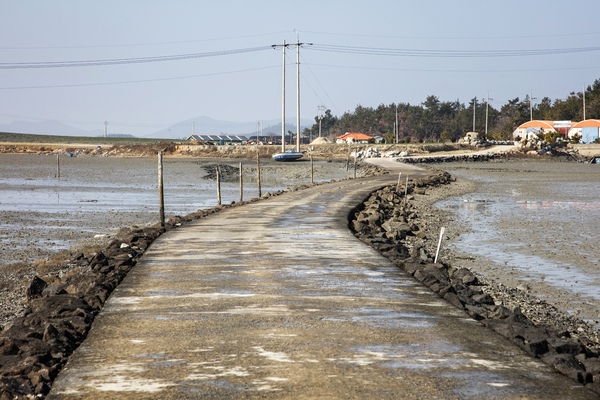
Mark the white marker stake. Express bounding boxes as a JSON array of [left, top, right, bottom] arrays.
[[396, 172, 402, 192], [434, 227, 445, 264]]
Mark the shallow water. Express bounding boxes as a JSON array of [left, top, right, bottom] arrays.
[[0, 154, 348, 266], [436, 160, 600, 322]]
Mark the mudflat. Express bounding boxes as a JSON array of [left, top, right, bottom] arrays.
[[423, 159, 600, 334]]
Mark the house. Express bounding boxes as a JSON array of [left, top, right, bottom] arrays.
[[512, 120, 575, 140], [336, 132, 374, 144], [186, 134, 247, 145], [568, 120, 600, 143]]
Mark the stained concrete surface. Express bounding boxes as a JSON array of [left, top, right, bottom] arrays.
[[48, 165, 597, 399]]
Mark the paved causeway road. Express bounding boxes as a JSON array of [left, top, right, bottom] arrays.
[[49, 162, 596, 399]]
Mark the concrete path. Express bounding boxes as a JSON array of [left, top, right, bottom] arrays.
[[49, 164, 595, 399]]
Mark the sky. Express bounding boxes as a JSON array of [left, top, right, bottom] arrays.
[[2, 1, 600, 137]]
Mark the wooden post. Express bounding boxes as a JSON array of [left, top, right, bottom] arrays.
[[239, 162, 243, 203], [158, 152, 165, 225], [56, 154, 60, 179], [216, 166, 222, 205], [404, 174, 409, 206], [256, 148, 262, 197], [310, 153, 314, 184], [434, 227, 446, 264], [353, 154, 357, 179]]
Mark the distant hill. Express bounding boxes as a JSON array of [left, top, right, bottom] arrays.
[[147, 116, 313, 139], [0, 116, 314, 139], [0, 120, 103, 137]]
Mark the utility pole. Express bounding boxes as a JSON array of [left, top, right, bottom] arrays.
[[395, 105, 398, 143], [530, 90, 537, 121], [281, 40, 286, 151], [318, 104, 325, 137], [472, 99, 476, 132], [272, 33, 312, 153], [295, 30, 301, 152], [583, 83, 586, 120], [104, 121, 107, 138], [485, 92, 493, 139]]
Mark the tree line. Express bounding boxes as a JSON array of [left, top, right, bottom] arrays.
[[303, 79, 600, 143]]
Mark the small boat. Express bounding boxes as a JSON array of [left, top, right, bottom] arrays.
[[272, 149, 303, 162]]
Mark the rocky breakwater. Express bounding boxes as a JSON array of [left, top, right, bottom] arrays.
[[0, 225, 165, 398], [400, 153, 504, 164], [350, 173, 600, 395], [0, 200, 264, 399]]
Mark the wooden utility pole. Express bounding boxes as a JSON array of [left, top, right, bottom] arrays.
[[239, 162, 243, 203], [310, 153, 314, 184], [216, 166, 222, 205], [256, 149, 262, 197], [158, 152, 165, 225]]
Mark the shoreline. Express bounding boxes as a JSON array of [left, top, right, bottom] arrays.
[[396, 164, 600, 345]]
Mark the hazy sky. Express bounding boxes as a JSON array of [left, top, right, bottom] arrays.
[[2, 1, 600, 137]]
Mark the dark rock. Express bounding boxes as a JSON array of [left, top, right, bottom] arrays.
[[472, 293, 495, 305], [26, 276, 48, 301], [402, 260, 421, 276], [42, 323, 60, 342], [487, 306, 512, 320], [582, 357, 600, 375], [504, 307, 534, 327], [547, 338, 586, 356], [443, 292, 464, 309], [29, 295, 92, 317], [41, 285, 68, 297], [542, 353, 593, 384], [465, 305, 487, 320], [527, 339, 549, 357]]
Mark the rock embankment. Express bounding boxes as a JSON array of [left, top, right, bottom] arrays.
[[350, 173, 600, 395], [0, 199, 264, 398], [399, 148, 588, 164], [400, 154, 503, 163]]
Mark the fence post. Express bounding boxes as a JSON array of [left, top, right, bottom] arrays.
[[310, 153, 314, 184], [216, 166, 222, 205], [256, 148, 262, 197], [404, 175, 409, 206], [158, 152, 165, 225], [434, 227, 446, 264], [239, 162, 243, 203], [56, 154, 60, 179]]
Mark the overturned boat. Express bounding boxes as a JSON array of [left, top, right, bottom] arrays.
[[272, 149, 303, 161]]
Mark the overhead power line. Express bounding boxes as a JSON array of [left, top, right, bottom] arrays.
[[303, 30, 600, 41], [307, 62, 600, 73], [0, 65, 279, 90], [0, 31, 289, 50], [308, 44, 600, 58], [0, 46, 272, 69]]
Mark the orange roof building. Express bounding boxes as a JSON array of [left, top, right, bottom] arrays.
[[336, 132, 374, 143], [568, 119, 600, 143], [513, 120, 575, 140]]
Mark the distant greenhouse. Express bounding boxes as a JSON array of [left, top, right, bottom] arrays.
[[186, 134, 247, 145]]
